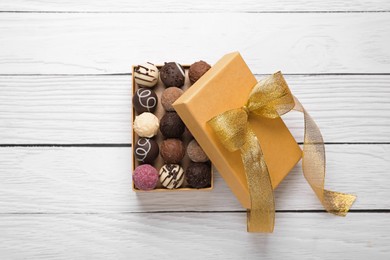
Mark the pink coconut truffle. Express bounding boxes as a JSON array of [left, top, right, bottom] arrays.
[[133, 164, 159, 190]]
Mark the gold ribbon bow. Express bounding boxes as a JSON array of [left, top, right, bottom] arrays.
[[208, 72, 356, 233]]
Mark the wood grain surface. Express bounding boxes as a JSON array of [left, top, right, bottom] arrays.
[[0, 1, 389, 259], [0, 213, 388, 259], [0, 145, 388, 213], [0, 75, 389, 144], [0, 13, 389, 74], [1, 0, 389, 12]]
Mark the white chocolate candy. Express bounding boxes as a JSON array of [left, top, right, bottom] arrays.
[[133, 112, 159, 138], [159, 164, 184, 189], [134, 62, 159, 88]]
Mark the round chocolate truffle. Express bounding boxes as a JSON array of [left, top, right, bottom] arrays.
[[134, 62, 159, 88], [159, 164, 184, 189], [161, 87, 184, 112], [160, 139, 185, 164], [187, 139, 209, 163], [159, 112, 185, 138], [133, 164, 159, 190], [189, 60, 211, 84], [133, 88, 158, 114], [134, 138, 159, 164], [133, 112, 159, 138], [186, 162, 212, 189], [160, 62, 185, 88]]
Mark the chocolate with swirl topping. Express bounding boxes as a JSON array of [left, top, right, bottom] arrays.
[[133, 88, 158, 114], [134, 137, 159, 164]]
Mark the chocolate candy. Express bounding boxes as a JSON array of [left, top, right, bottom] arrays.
[[134, 63, 159, 88], [133, 112, 159, 138], [134, 138, 159, 164], [187, 139, 209, 163], [161, 87, 184, 112], [189, 61, 211, 84], [133, 164, 159, 190], [159, 112, 185, 138], [160, 62, 185, 88], [159, 164, 184, 189], [160, 139, 185, 164], [186, 162, 212, 189], [133, 88, 158, 114]]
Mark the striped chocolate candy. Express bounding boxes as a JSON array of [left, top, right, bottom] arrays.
[[134, 62, 159, 87], [159, 164, 184, 189]]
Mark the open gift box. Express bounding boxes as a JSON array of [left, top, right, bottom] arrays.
[[132, 52, 355, 232]]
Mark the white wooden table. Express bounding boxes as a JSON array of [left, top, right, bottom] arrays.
[[0, 1, 389, 259]]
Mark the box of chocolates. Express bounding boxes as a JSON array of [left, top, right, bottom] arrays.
[[132, 61, 214, 191]]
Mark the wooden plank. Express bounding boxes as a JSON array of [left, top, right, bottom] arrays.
[[1, 0, 389, 12], [0, 213, 388, 259], [0, 145, 388, 213], [0, 75, 389, 144], [0, 13, 389, 74]]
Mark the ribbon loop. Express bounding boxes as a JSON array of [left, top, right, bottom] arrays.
[[208, 72, 356, 233], [246, 71, 295, 118], [208, 108, 248, 152]]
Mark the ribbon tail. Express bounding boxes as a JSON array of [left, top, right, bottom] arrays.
[[241, 127, 275, 232], [293, 96, 357, 216]]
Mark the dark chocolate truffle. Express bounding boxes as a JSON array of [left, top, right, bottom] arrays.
[[189, 61, 211, 84], [160, 139, 185, 164], [186, 162, 212, 189], [187, 139, 209, 162], [134, 138, 159, 164], [133, 88, 158, 114], [161, 87, 184, 112], [159, 112, 185, 138], [160, 62, 185, 88]]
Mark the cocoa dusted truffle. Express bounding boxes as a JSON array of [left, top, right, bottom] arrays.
[[134, 62, 159, 88], [160, 139, 185, 164], [159, 164, 185, 189], [133, 88, 158, 114], [186, 162, 212, 189], [189, 60, 211, 84], [134, 138, 159, 164], [133, 164, 159, 191], [159, 112, 185, 138], [160, 62, 185, 88], [187, 139, 209, 163], [161, 87, 184, 112]]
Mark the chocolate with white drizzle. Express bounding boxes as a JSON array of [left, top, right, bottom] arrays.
[[133, 88, 158, 114], [159, 164, 185, 189], [134, 138, 159, 164]]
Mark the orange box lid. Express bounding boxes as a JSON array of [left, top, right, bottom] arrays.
[[173, 52, 302, 209]]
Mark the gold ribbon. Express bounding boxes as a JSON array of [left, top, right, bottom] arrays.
[[207, 71, 357, 232]]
